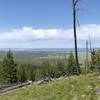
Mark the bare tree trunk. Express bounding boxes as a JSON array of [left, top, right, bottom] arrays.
[[89, 35, 92, 53], [85, 40, 89, 73], [72, 0, 81, 75]]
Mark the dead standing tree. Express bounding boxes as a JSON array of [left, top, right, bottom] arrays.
[[72, 0, 81, 75], [85, 40, 89, 73]]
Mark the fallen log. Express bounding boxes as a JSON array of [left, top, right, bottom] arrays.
[[0, 81, 32, 93]]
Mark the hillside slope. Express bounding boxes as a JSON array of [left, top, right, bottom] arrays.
[[0, 74, 100, 100]]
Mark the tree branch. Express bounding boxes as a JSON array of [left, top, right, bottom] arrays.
[[74, 0, 79, 6]]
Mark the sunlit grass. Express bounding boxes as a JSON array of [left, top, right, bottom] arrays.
[[0, 74, 100, 100]]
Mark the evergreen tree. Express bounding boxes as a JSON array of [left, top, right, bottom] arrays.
[[49, 63, 57, 78], [56, 59, 66, 77], [34, 67, 41, 80], [17, 65, 27, 83], [2, 49, 17, 84], [90, 50, 100, 73], [0, 65, 5, 84], [41, 60, 52, 79], [26, 64, 35, 82], [67, 52, 76, 75]]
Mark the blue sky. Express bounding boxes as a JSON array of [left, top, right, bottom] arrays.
[[0, 0, 99, 48]]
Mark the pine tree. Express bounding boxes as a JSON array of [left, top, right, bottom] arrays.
[[67, 52, 76, 76], [56, 59, 66, 77], [90, 50, 100, 73], [2, 49, 17, 84], [26, 64, 35, 82], [17, 65, 27, 83], [0, 65, 5, 84], [41, 60, 52, 79], [34, 67, 41, 80]]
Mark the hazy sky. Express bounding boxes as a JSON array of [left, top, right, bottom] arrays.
[[0, 0, 99, 48]]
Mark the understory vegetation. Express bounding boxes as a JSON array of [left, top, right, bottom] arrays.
[[0, 74, 100, 100]]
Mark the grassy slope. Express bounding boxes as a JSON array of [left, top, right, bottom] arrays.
[[0, 74, 100, 100]]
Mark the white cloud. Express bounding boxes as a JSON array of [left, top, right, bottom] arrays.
[[77, 24, 100, 39], [0, 24, 100, 48]]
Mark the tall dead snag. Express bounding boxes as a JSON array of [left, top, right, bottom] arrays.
[[89, 35, 92, 53], [72, 0, 81, 75], [85, 40, 89, 73]]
